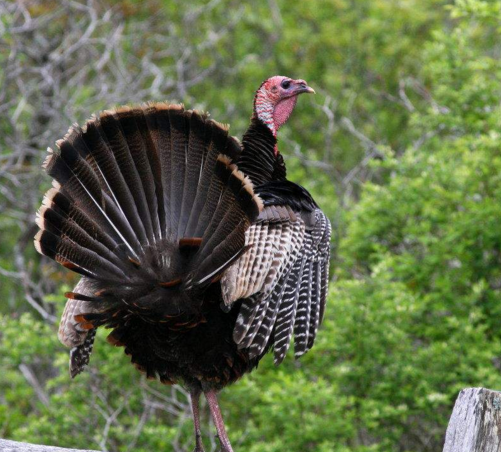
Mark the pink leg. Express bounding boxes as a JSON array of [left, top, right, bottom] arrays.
[[190, 389, 205, 452], [204, 390, 234, 452]]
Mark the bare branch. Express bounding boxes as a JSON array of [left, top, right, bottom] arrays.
[[18, 363, 51, 407]]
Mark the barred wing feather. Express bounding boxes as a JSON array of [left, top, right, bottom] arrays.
[[226, 206, 331, 363]]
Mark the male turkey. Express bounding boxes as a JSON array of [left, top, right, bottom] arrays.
[[34, 76, 331, 452]]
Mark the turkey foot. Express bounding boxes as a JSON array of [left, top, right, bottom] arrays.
[[193, 434, 205, 452], [215, 433, 233, 452]]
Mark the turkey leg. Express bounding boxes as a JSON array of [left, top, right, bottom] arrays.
[[190, 389, 206, 452], [204, 390, 234, 452]]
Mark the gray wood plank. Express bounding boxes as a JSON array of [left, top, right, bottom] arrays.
[[0, 440, 98, 452]]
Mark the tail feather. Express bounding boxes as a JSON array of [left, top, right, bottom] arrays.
[[194, 160, 263, 278], [178, 111, 211, 238], [44, 145, 142, 258], [192, 223, 248, 286], [168, 107, 190, 236], [135, 106, 167, 238], [186, 121, 230, 238], [99, 111, 155, 243], [36, 103, 263, 361], [196, 158, 242, 256], [63, 125, 113, 200], [41, 187, 120, 254], [115, 107, 162, 241], [44, 142, 103, 207], [149, 104, 174, 235], [81, 119, 148, 245], [224, 136, 243, 161], [34, 229, 127, 280], [36, 205, 124, 271]]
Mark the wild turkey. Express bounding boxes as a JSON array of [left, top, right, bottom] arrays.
[[34, 76, 331, 452]]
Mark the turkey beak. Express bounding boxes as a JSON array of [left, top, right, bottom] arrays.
[[293, 80, 315, 95]]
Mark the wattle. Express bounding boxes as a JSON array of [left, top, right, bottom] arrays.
[[273, 96, 298, 130]]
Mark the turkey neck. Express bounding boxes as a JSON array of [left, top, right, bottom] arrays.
[[239, 117, 286, 186]]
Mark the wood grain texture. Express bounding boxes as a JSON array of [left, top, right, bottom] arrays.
[[443, 387, 501, 452]]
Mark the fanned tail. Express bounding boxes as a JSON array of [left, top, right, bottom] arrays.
[[35, 103, 262, 375]]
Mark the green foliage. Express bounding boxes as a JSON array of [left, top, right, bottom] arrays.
[[335, 0, 501, 449], [3, 0, 501, 451], [0, 311, 193, 451]]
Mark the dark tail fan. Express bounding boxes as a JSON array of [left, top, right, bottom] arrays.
[[35, 103, 263, 338]]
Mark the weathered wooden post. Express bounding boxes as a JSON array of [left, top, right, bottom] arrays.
[[443, 387, 501, 452]]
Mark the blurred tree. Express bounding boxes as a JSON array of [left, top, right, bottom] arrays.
[[0, 0, 449, 315]]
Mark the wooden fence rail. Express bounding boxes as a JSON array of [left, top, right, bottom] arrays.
[[0, 440, 97, 452]]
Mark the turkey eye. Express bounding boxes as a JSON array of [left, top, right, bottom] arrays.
[[281, 80, 291, 89]]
